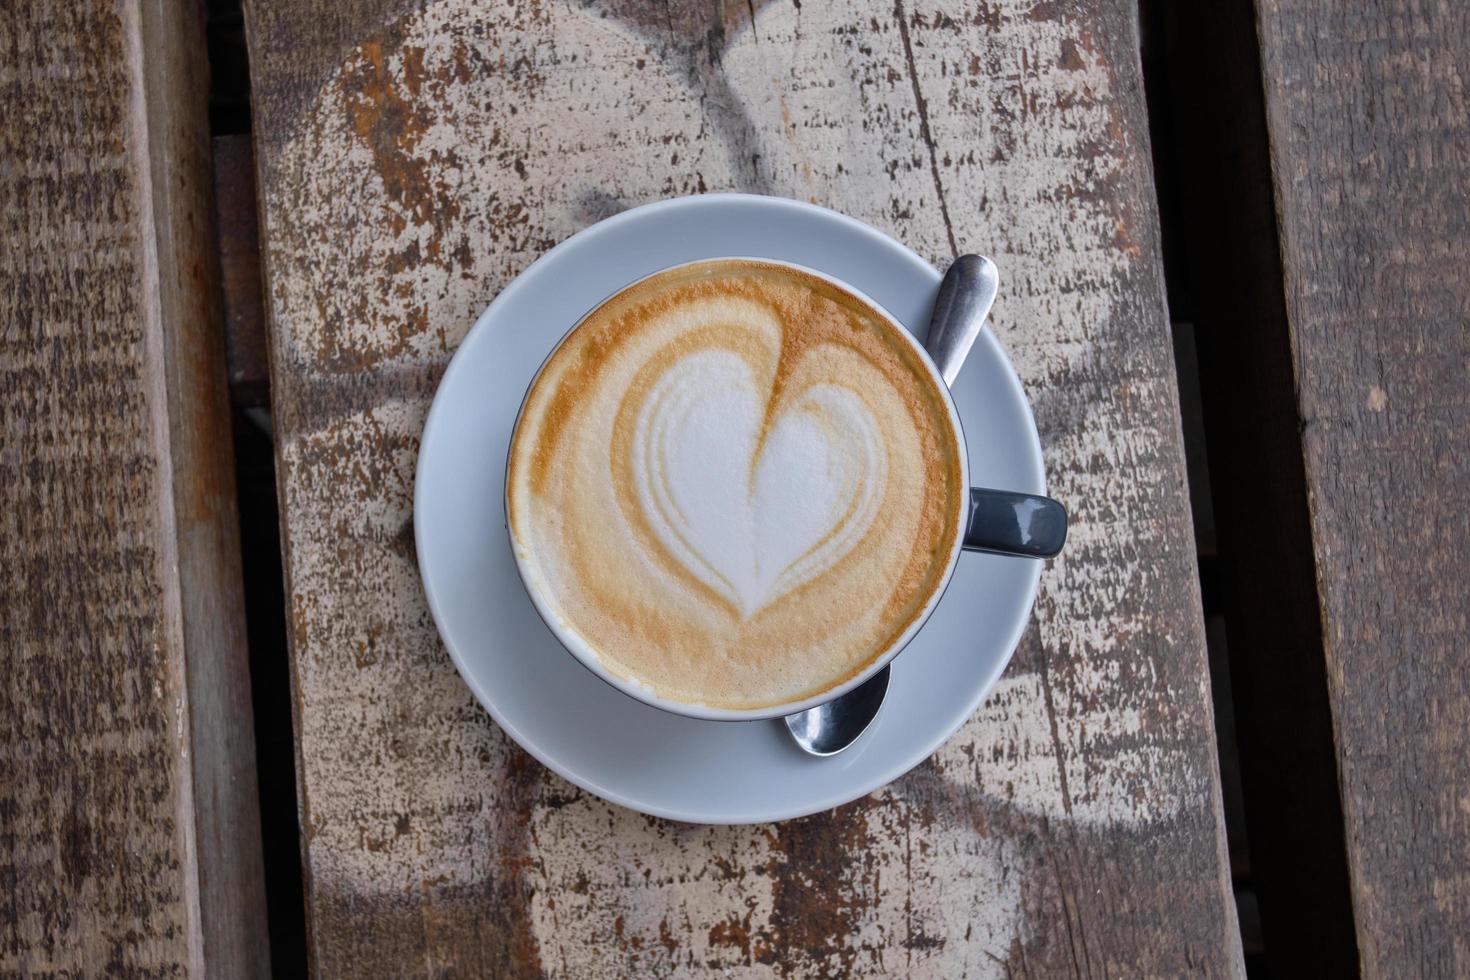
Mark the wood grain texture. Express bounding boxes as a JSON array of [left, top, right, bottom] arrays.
[[1255, 1, 1470, 974], [243, 0, 1242, 974], [0, 1, 269, 975]]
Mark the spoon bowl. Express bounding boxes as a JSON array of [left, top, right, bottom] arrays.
[[784, 664, 890, 756]]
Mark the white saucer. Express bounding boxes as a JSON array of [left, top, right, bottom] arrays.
[[415, 195, 1043, 824]]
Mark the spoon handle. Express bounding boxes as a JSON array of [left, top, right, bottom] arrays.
[[926, 255, 999, 385]]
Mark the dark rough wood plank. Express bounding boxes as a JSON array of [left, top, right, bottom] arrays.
[[1148, 0, 1360, 972], [0, 1, 269, 975], [213, 133, 270, 406], [244, 0, 1242, 974], [1253, 1, 1470, 975]]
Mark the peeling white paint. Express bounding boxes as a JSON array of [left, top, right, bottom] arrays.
[[526, 795, 779, 978], [266, 0, 735, 377]]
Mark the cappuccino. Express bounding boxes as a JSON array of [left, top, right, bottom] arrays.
[[507, 260, 965, 710]]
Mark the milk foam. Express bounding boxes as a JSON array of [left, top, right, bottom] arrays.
[[507, 261, 964, 710], [632, 350, 887, 618]]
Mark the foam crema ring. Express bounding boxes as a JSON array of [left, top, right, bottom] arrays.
[[507, 259, 965, 711]]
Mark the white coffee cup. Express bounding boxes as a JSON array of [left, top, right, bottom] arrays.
[[505, 258, 1064, 722]]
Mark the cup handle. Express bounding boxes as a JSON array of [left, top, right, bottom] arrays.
[[963, 487, 1068, 558]]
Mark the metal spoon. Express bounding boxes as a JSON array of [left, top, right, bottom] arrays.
[[785, 255, 1064, 756]]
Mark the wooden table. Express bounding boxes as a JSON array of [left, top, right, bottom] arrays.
[[2, 0, 1465, 976]]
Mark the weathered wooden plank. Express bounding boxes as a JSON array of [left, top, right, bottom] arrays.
[[244, 0, 1242, 974], [1147, 1, 1360, 972], [1253, 1, 1470, 974], [0, 1, 269, 975]]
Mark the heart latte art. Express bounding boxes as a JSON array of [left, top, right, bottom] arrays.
[[507, 260, 965, 710]]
